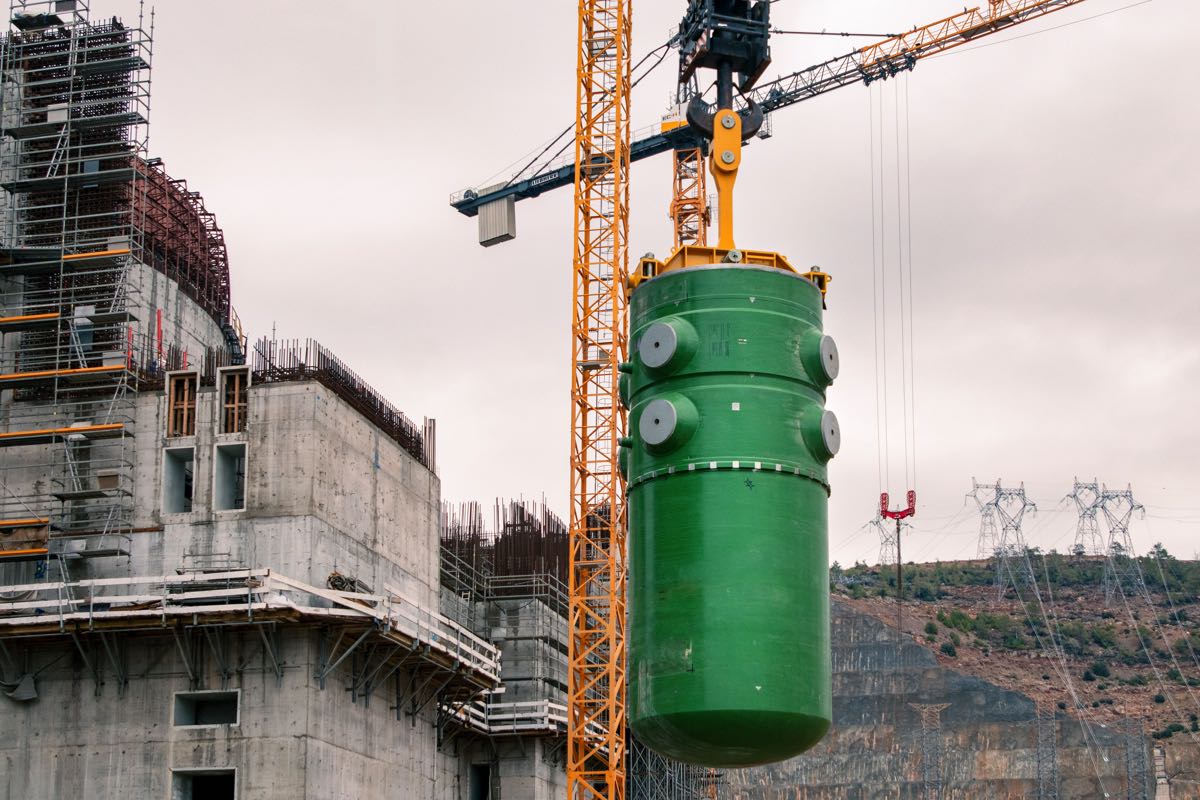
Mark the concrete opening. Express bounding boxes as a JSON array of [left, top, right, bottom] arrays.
[[213, 443, 246, 511], [167, 372, 199, 437], [469, 763, 492, 800], [220, 367, 249, 433], [171, 769, 235, 800], [173, 689, 239, 726], [163, 447, 195, 513]]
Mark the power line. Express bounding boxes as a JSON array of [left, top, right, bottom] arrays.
[[1143, 520, 1200, 676], [994, 536, 1113, 794]]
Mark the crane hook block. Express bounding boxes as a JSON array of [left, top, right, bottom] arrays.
[[686, 95, 764, 141]]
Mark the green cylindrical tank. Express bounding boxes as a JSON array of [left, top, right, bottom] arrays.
[[623, 262, 839, 768]]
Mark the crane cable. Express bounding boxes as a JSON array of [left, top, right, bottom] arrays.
[[868, 76, 919, 501], [868, 87, 885, 497], [493, 38, 674, 191]]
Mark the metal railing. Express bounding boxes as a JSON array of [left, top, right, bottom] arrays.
[[0, 568, 501, 684]]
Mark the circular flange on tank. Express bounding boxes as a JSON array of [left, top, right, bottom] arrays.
[[639, 397, 678, 445], [819, 335, 840, 381], [639, 322, 678, 369]]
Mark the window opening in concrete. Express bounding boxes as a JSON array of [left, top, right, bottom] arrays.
[[469, 764, 492, 800], [163, 448, 195, 513], [220, 368, 249, 433], [213, 443, 246, 511], [173, 690, 239, 726], [171, 769, 236, 800], [167, 372, 198, 436]]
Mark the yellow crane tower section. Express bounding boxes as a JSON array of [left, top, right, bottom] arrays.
[[569, 2, 632, 800]]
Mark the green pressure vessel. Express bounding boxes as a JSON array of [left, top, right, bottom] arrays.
[[622, 262, 839, 768]]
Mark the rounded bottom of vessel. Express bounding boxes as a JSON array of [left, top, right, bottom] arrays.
[[632, 709, 831, 768]]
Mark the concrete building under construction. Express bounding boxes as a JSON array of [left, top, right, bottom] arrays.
[[0, 3, 1183, 800], [0, 2, 569, 798]]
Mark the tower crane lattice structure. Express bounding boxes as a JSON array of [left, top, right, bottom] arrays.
[[568, 2, 632, 799], [667, 75, 710, 249], [455, 3, 1107, 798]]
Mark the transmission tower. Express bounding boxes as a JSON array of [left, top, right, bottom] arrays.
[[967, 478, 1001, 558], [993, 483, 1038, 588], [1064, 477, 1104, 556], [872, 515, 898, 568], [1100, 484, 1147, 605], [910, 703, 951, 800], [970, 480, 1038, 599], [1035, 701, 1060, 800]]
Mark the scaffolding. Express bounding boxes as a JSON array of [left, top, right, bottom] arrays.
[[1122, 719, 1152, 800], [0, 0, 153, 568], [911, 703, 951, 800], [627, 737, 708, 800], [440, 499, 571, 741], [441, 499, 706, 797], [0, 567, 500, 711], [1036, 702, 1060, 800]]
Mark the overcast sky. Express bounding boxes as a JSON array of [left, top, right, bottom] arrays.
[[106, 0, 1200, 566]]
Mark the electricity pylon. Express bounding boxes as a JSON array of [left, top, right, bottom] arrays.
[[1099, 484, 1146, 605], [1064, 477, 1103, 556]]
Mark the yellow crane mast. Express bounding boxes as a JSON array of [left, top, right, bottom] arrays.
[[569, 3, 632, 799]]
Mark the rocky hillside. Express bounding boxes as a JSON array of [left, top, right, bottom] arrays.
[[833, 549, 1200, 742]]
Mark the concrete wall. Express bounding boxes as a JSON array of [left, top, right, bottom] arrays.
[[0, 373, 563, 799], [115, 379, 440, 606], [0, 628, 464, 799], [459, 737, 567, 800]]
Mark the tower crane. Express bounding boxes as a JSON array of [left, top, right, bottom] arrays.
[[452, 2, 1096, 798]]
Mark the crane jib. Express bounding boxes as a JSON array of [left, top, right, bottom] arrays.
[[451, 131, 690, 217], [450, 48, 920, 220], [451, 0, 1091, 224]]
